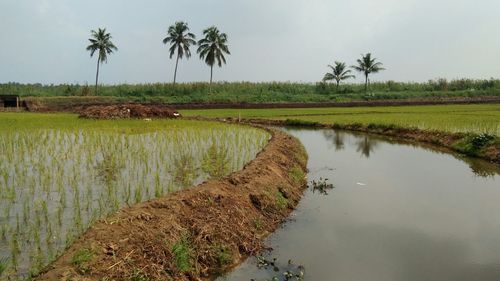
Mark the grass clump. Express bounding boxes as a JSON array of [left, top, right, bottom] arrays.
[[289, 166, 305, 184], [0, 258, 8, 276], [129, 269, 150, 281], [171, 236, 194, 273], [453, 133, 497, 156], [253, 218, 264, 231], [213, 245, 232, 267], [71, 248, 94, 274], [284, 119, 320, 127], [275, 191, 289, 210]]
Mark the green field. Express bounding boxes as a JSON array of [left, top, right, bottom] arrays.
[[181, 104, 500, 135], [0, 113, 269, 279]]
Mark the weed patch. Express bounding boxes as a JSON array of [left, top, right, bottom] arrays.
[[289, 166, 305, 184], [71, 248, 93, 273], [171, 236, 193, 273], [275, 191, 289, 210]]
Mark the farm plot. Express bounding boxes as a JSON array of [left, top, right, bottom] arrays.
[[0, 114, 269, 279]]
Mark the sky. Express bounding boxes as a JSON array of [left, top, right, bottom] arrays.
[[1, 0, 499, 84]]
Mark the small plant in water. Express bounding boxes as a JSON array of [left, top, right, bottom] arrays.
[[309, 178, 335, 195], [254, 256, 305, 281]]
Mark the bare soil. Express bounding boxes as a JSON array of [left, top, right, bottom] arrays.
[[78, 104, 180, 119], [36, 128, 307, 281]]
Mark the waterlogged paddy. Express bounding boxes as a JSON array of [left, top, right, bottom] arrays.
[[220, 128, 500, 281], [0, 114, 270, 279]]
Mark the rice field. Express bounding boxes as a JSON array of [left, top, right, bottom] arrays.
[[0, 113, 269, 279], [181, 104, 500, 135]]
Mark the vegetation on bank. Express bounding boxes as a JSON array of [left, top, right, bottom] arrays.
[[1, 79, 500, 103]]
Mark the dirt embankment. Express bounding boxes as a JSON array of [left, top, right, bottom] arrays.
[[22, 96, 500, 112], [78, 104, 180, 119], [36, 129, 308, 281]]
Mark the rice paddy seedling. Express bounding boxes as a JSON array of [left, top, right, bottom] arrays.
[[0, 114, 269, 279]]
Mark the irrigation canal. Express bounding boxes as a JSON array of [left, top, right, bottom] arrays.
[[219, 128, 500, 281]]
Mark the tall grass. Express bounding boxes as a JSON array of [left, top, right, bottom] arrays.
[[1, 79, 500, 103]]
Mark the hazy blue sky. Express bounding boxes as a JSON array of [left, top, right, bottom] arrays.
[[1, 0, 499, 84]]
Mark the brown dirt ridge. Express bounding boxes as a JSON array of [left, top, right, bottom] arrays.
[[36, 128, 308, 281], [78, 104, 181, 119], [22, 95, 500, 112]]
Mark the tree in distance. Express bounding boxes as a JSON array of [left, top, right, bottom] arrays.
[[323, 61, 355, 90], [351, 53, 385, 92], [86, 28, 117, 95], [197, 26, 230, 85], [163, 21, 196, 85]]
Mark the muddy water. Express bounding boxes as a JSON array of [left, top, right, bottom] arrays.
[[219, 128, 500, 281]]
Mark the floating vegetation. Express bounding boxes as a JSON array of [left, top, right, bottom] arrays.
[[0, 119, 269, 279], [251, 256, 305, 281], [308, 178, 335, 195]]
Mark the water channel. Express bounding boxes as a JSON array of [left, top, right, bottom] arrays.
[[220, 128, 500, 281]]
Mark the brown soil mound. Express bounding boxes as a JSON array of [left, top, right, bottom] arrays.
[[79, 104, 181, 119], [36, 128, 307, 281]]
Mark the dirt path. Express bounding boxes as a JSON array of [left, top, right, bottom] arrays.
[[36, 128, 307, 281]]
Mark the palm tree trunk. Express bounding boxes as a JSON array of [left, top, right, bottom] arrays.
[[336, 80, 340, 91], [95, 55, 100, 95], [210, 65, 213, 85], [173, 53, 180, 85], [364, 73, 368, 92]]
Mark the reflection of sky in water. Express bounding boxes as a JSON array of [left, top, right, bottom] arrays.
[[220, 128, 500, 281]]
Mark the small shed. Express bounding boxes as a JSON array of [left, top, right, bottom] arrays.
[[0, 95, 20, 108]]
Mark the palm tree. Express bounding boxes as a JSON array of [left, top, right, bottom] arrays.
[[323, 61, 355, 90], [197, 26, 230, 84], [351, 53, 385, 92], [162, 21, 196, 85], [86, 28, 117, 95]]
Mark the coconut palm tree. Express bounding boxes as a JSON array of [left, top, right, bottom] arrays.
[[197, 26, 230, 84], [86, 28, 117, 95], [162, 21, 196, 85], [351, 53, 385, 92], [323, 61, 355, 90]]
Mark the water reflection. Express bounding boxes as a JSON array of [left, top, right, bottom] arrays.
[[322, 130, 345, 151], [355, 136, 379, 158], [220, 128, 500, 281]]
